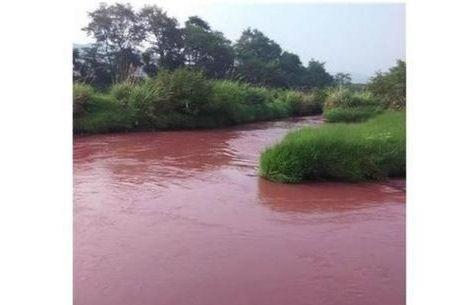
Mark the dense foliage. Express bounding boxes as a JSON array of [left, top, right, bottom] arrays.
[[260, 112, 405, 183], [73, 69, 326, 134], [74, 3, 406, 140], [368, 60, 406, 109], [74, 2, 335, 89], [323, 107, 382, 123]]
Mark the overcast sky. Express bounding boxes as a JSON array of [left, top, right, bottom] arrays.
[[74, 1, 405, 83]]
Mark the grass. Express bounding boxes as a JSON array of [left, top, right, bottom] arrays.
[[259, 111, 405, 183], [324, 87, 381, 109], [73, 69, 327, 134], [323, 106, 383, 123], [73, 93, 134, 133]]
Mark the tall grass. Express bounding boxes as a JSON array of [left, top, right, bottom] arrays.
[[323, 106, 383, 123], [321, 87, 386, 123], [73, 83, 95, 117], [324, 87, 382, 110], [260, 112, 405, 183], [74, 69, 327, 134], [73, 92, 134, 134]]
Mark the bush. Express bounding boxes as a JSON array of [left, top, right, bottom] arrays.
[[260, 112, 405, 183], [73, 93, 134, 134], [300, 90, 326, 115], [152, 68, 213, 115], [368, 60, 406, 110], [125, 82, 161, 129], [243, 86, 273, 105], [324, 87, 381, 110], [207, 81, 305, 125], [73, 74, 329, 134], [109, 69, 214, 129], [73, 83, 95, 117], [324, 106, 382, 123], [109, 82, 135, 106], [281, 91, 304, 115], [207, 80, 252, 124]]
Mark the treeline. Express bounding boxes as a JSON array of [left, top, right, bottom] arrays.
[[73, 2, 337, 89], [73, 2, 406, 135]]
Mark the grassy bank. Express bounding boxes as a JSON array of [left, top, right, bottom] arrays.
[[322, 87, 386, 123], [260, 112, 405, 183], [323, 106, 383, 123], [73, 69, 325, 134]]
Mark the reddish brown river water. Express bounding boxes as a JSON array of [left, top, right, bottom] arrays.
[[74, 116, 405, 305]]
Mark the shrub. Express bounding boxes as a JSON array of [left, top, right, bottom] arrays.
[[266, 98, 292, 119], [109, 81, 135, 106], [368, 60, 406, 110], [324, 87, 381, 110], [207, 80, 250, 124], [281, 91, 304, 115], [73, 94, 134, 134], [324, 106, 382, 123], [73, 75, 330, 134], [208, 80, 297, 124], [300, 90, 326, 115], [126, 82, 162, 129], [73, 83, 95, 117], [260, 112, 405, 183], [152, 68, 213, 115], [243, 86, 273, 105]]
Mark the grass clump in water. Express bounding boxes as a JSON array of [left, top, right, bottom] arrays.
[[260, 112, 405, 183]]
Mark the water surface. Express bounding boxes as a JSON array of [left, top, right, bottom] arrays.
[[74, 116, 405, 305]]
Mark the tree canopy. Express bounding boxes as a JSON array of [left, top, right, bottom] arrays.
[[75, 3, 351, 89], [182, 16, 234, 78], [368, 60, 406, 109]]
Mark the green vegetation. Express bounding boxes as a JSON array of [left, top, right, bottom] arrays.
[[324, 87, 381, 109], [260, 112, 405, 183], [369, 60, 406, 109], [73, 69, 325, 134], [321, 87, 385, 123], [73, 88, 134, 134], [74, 3, 335, 90], [258, 60, 406, 183], [323, 107, 382, 123], [74, 3, 406, 142]]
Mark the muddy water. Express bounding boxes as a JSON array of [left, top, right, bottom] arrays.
[[74, 116, 405, 305]]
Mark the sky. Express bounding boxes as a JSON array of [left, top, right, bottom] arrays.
[[73, 1, 405, 83]]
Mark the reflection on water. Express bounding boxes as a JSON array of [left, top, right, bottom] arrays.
[[74, 115, 405, 305], [258, 178, 404, 213]]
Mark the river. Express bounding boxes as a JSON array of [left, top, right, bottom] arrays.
[[74, 116, 405, 305]]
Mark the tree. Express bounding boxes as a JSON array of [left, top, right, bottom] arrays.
[[82, 3, 145, 82], [279, 51, 305, 88], [182, 16, 234, 78], [334, 73, 352, 86], [77, 3, 339, 91], [368, 60, 406, 109], [234, 28, 284, 86], [302, 60, 334, 88], [139, 5, 185, 70], [141, 51, 158, 77], [73, 45, 113, 88], [234, 28, 282, 62]]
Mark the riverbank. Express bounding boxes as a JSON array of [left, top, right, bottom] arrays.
[[260, 111, 406, 183], [74, 69, 325, 134]]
